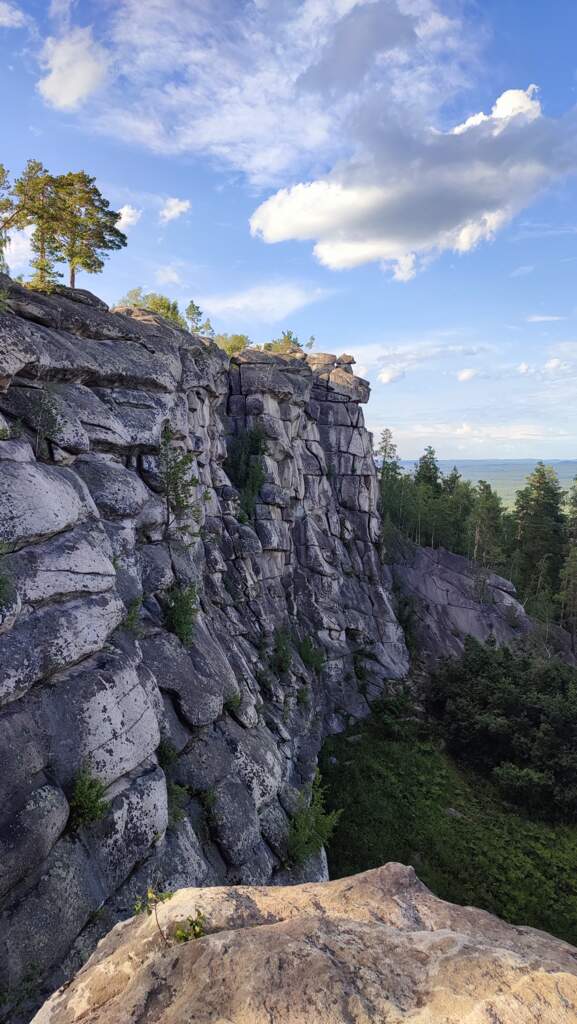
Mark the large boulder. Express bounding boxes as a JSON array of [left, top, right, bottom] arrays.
[[33, 863, 577, 1024]]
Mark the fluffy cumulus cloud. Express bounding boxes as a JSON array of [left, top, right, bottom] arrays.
[[155, 264, 181, 285], [159, 198, 191, 224], [116, 204, 142, 230], [0, 1, 25, 27], [359, 339, 490, 385], [251, 84, 577, 278], [199, 281, 328, 323], [28, 1, 577, 280], [38, 27, 109, 109]]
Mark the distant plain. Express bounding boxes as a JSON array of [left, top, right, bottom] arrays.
[[399, 460, 577, 507]]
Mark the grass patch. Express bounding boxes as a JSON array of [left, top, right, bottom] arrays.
[[320, 701, 577, 946]]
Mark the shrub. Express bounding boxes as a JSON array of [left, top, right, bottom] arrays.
[[298, 636, 325, 673], [167, 781, 189, 826], [224, 692, 241, 713], [69, 769, 109, 829], [159, 422, 200, 531], [297, 685, 310, 708], [157, 739, 178, 770], [0, 572, 10, 608], [287, 772, 342, 865], [124, 596, 142, 633], [174, 909, 205, 943], [224, 426, 267, 521], [164, 583, 198, 645], [271, 627, 292, 674]]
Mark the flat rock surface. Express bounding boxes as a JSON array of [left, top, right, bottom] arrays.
[[33, 862, 577, 1024]]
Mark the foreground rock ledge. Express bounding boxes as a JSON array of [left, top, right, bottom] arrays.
[[34, 863, 577, 1023]]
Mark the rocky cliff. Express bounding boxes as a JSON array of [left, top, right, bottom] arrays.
[[33, 863, 577, 1024], [0, 277, 534, 1013]]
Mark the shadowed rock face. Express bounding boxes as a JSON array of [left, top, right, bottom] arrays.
[[33, 863, 577, 1024]]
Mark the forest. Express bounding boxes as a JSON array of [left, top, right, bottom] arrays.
[[378, 430, 577, 647]]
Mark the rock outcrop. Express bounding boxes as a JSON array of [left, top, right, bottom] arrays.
[[0, 277, 409, 1007], [33, 862, 577, 1024], [0, 276, 540, 1013]]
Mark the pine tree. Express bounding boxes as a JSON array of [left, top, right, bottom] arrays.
[[567, 476, 577, 543], [185, 300, 203, 331], [54, 171, 126, 288], [414, 446, 442, 492], [0, 164, 14, 270], [511, 462, 566, 612], [560, 544, 577, 652], [13, 160, 61, 291]]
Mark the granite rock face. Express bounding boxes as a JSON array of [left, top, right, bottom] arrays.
[[0, 277, 410, 1002], [34, 862, 577, 1024]]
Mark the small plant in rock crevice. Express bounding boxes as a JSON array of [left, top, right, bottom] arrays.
[[298, 636, 325, 673], [124, 596, 142, 633], [224, 692, 242, 713], [69, 768, 109, 830], [159, 421, 200, 536], [271, 627, 292, 674], [134, 887, 174, 947], [157, 739, 178, 770], [164, 583, 198, 645], [174, 909, 205, 943], [224, 425, 267, 522], [297, 685, 311, 708], [167, 781, 189, 827], [287, 771, 342, 866]]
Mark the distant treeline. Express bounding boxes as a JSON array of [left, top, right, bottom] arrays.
[[378, 430, 577, 644]]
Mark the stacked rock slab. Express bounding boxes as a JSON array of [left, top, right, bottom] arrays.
[[0, 277, 408, 1004]]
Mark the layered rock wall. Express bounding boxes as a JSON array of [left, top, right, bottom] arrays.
[[0, 278, 407, 1001]]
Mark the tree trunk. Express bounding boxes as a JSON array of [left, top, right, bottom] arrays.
[[69, 265, 75, 289]]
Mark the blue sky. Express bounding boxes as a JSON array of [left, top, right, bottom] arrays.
[[2, 0, 577, 459]]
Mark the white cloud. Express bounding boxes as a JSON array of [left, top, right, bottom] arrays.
[[0, 1, 24, 27], [357, 339, 490, 384], [457, 368, 478, 382], [251, 84, 577, 278], [49, 0, 75, 22], [155, 264, 181, 286], [451, 85, 541, 135], [510, 265, 534, 278], [38, 27, 109, 110], [199, 281, 328, 323], [518, 361, 530, 375], [526, 314, 567, 323], [159, 198, 191, 224], [5, 227, 33, 272], [116, 204, 142, 231]]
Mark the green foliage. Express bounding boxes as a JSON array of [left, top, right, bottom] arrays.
[[0, 425, 10, 439], [69, 769, 109, 829], [185, 299, 203, 331], [271, 627, 292, 674], [157, 739, 178, 770], [320, 705, 577, 946], [134, 887, 173, 916], [224, 425, 267, 522], [214, 332, 251, 356], [2, 160, 125, 290], [298, 636, 325, 672], [297, 685, 310, 708], [134, 887, 174, 947], [174, 909, 205, 943], [164, 583, 198, 646], [560, 543, 577, 651], [0, 570, 10, 608], [159, 421, 199, 531], [287, 771, 342, 866], [224, 692, 242, 712], [118, 287, 187, 328], [124, 596, 142, 633], [428, 637, 577, 820], [262, 329, 303, 354], [167, 781, 189, 826]]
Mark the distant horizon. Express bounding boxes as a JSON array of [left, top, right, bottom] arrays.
[[398, 456, 577, 464]]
